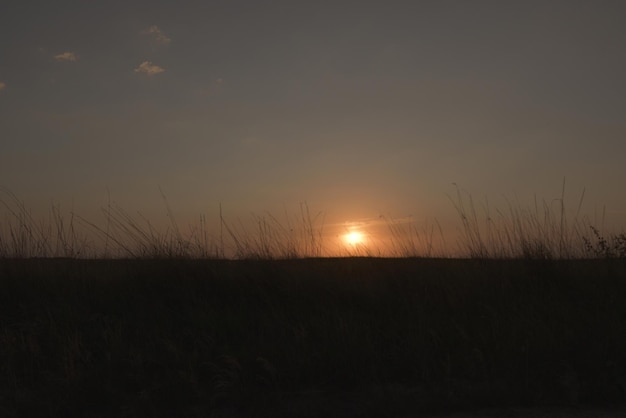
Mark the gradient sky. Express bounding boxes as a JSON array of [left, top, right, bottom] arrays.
[[1, 0, 625, 253]]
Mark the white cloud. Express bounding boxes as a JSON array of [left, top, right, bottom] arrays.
[[54, 52, 78, 61], [0, 81, 6, 91], [142, 25, 171, 45], [134, 61, 165, 76]]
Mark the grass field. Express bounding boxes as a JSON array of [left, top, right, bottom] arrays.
[[2, 257, 626, 417], [1, 188, 626, 417]]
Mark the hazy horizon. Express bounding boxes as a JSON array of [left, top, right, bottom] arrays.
[[2, 0, 625, 255]]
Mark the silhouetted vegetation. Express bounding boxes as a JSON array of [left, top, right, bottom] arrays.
[[1, 187, 626, 416], [2, 258, 626, 417]]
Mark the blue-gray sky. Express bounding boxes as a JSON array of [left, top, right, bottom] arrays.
[[1, 0, 625, 253]]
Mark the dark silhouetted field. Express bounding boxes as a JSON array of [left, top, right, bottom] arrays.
[[2, 257, 626, 417]]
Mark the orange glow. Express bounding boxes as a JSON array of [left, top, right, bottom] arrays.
[[343, 230, 365, 246]]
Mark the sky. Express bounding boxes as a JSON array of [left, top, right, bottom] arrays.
[[1, 0, 626, 255]]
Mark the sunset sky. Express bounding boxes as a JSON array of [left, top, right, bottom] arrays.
[[1, 0, 625, 254]]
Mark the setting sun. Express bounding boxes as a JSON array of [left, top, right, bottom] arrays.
[[344, 230, 365, 246]]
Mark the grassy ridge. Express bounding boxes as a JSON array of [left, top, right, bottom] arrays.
[[2, 186, 625, 416], [2, 258, 626, 416], [2, 184, 625, 259]]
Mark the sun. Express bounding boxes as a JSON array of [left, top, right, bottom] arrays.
[[344, 230, 365, 246]]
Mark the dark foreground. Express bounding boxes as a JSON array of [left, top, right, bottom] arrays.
[[1, 257, 625, 417]]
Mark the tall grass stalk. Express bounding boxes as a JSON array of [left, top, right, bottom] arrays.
[[76, 198, 220, 259], [0, 188, 92, 258], [219, 203, 325, 259], [449, 181, 591, 259], [383, 215, 447, 258]]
